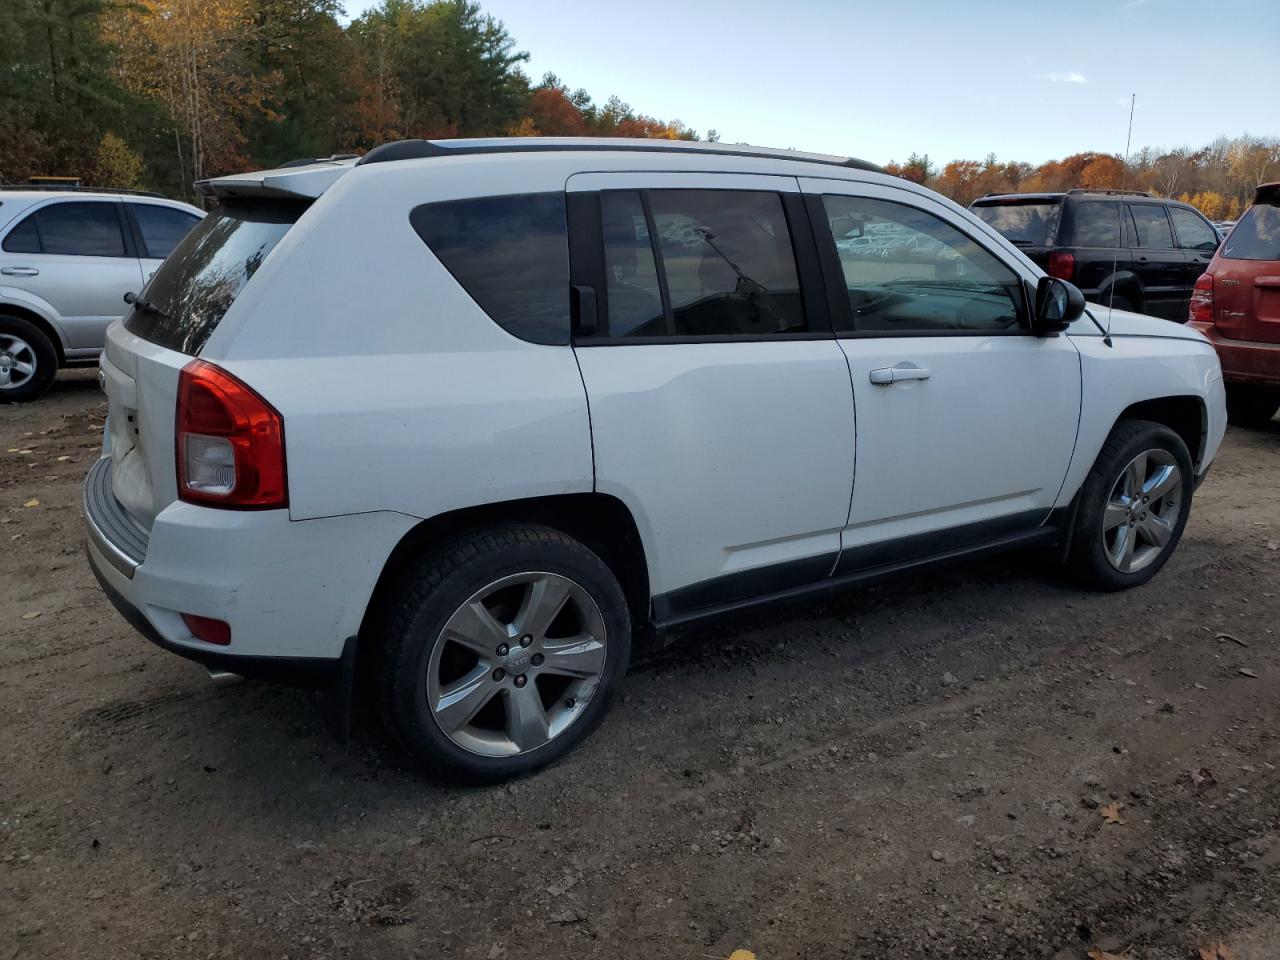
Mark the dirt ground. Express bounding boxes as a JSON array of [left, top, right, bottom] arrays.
[[3, 370, 1279, 960]]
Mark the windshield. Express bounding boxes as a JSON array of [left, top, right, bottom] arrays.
[[125, 199, 308, 355], [1221, 203, 1280, 261], [971, 201, 1061, 246]]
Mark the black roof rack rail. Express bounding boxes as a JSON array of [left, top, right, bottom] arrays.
[[354, 138, 885, 173], [1066, 188, 1154, 198], [275, 154, 360, 169], [0, 183, 167, 198]]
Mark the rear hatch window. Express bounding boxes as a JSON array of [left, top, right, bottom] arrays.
[[971, 200, 1061, 247], [125, 199, 308, 355], [1221, 203, 1280, 261]]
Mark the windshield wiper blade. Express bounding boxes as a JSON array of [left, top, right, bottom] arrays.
[[123, 291, 167, 317]]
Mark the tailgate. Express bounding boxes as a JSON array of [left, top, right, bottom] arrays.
[[1212, 261, 1280, 344], [99, 322, 188, 531]]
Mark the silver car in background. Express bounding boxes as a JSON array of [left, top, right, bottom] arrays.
[[0, 188, 203, 402]]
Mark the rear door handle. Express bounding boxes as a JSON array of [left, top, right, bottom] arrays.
[[870, 364, 931, 385], [1, 266, 39, 277]]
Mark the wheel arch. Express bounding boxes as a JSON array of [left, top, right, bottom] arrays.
[[1113, 395, 1207, 470], [1098, 271, 1144, 311], [0, 299, 67, 364], [360, 493, 652, 641]]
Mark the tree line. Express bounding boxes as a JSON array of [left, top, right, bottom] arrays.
[[0, 0, 707, 199], [2, 0, 1275, 222], [888, 137, 1280, 220]]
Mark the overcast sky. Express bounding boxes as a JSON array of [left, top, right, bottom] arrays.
[[342, 0, 1279, 166]]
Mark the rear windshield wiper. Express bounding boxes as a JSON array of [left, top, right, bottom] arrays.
[[123, 291, 167, 318]]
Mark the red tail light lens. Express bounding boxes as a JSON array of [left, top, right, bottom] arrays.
[[181, 613, 231, 646], [1047, 251, 1075, 281], [176, 360, 287, 509], [1189, 272, 1214, 323]]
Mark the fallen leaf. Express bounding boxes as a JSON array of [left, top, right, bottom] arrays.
[[20, 611, 41, 621], [56, 455, 72, 463], [727, 953, 758, 960], [1215, 632, 1248, 648], [1190, 767, 1216, 788], [1199, 944, 1233, 960], [1099, 803, 1126, 825], [1266, 540, 1279, 552], [1086, 948, 1131, 960], [1238, 668, 1258, 679], [22, 498, 39, 508]]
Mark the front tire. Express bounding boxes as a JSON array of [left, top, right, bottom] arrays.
[[0, 315, 57, 403], [375, 524, 631, 781], [1225, 383, 1280, 428], [1065, 420, 1193, 591]]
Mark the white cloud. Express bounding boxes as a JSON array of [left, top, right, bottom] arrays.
[[1040, 71, 1088, 84]]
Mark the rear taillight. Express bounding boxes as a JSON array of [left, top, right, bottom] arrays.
[[176, 360, 287, 509], [181, 613, 231, 646], [1047, 251, 1075, 281], [1190, 272, 1214, 324]]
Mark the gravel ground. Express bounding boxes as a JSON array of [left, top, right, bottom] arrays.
[[3, 370, 1279, 960]]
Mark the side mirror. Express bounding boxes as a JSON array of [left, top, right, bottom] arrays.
[[1033, 276, 1085, 335]]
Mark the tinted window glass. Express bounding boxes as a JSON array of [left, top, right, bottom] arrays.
[[132, 204, 201, 259], [126, 199, 306, 355], [411, 193, 569, 345], [3, 202, 126, 256], [646, 189, 805, 337], [2, 213, 41, 253], [970, 201, 1060, 246], [1168, 206, 1219, 251], [1130, 204, 1174, 248], [600, 191, 664, 337], [1065, 201, 1129, 247], [823, 195, 1023, 333], [1221, 204, 1280, 261]]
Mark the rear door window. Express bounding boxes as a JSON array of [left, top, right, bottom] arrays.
[[1129, 204, 1175, 248], [1221, 204, 1280, 261], [411, 193, 569, 345], [126, 199, 307, 355], [130, 204, 202, 259], [1064, 201, 1133, 248], [1, 201, 127, 256], [970, 201, 1060, 246]]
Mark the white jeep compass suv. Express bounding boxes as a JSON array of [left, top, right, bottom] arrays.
[[84, 138, 1227, 780]]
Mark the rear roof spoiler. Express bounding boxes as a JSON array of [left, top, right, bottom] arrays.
[[195, 157, 357, 200]]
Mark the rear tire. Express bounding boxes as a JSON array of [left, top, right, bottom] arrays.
[[374, 524, 630, 781], [0, 315, 57, 403], [1064, 419, 1193, 591], [1225, 383, 1280, 428]]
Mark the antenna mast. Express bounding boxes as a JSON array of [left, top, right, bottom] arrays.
[[1105, 93, 1137, 343]]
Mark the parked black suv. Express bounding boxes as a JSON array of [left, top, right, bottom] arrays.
[[970, 189, 1221, 321]]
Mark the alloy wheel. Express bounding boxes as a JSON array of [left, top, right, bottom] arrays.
[[1102, 448, 1183, 573], [425, 571, 608, 757], [0, 333, 37, 390]]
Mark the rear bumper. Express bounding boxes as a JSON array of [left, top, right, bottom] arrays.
[[83, 457, 417, 667], [1189, 322, 1280, 385], [87, 546, 342, 688]]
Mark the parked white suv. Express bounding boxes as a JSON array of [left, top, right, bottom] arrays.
[[84, 138, 1227, 780], [0, 188, 203, 401]]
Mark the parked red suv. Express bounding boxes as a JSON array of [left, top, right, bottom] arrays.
[[1190, 182, 1280, 426]]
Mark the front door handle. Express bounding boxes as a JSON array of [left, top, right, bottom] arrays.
[[870, 364, 931, 385], [1, 266, 39, 277]]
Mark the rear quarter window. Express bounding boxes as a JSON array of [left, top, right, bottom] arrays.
[[126, 199, 307, 355], [410, 193, 569, 345], [1221, 204, 1280, 261], [1061, 201, 1129, 248], [970, 201, 1061, 246]]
